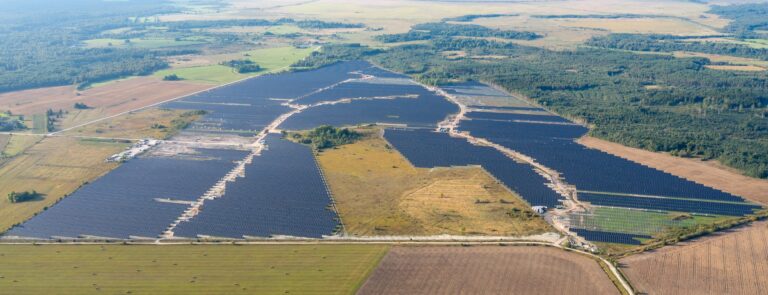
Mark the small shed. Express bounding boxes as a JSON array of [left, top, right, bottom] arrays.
[[531, 206, 548, 214]]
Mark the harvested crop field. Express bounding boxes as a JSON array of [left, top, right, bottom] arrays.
[[0, 137, 126, 232], [0, 244, 388, 295], [316, 130, 552, 236], [0, 77, 210, 127], [61, 108, 204, 139], [621, 221, 768, 295], [357, 246, 618, 295], [578, 136, 768, 205]]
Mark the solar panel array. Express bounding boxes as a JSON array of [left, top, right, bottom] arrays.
[[173, 135, 339, 238], [5, 61, 389, 240], [578, 193, 760, 216], [163, 61, 373, 132], [281, 92, 458, 130], [384, 129, 563, 207], [571, 229, 651, 245], [296, 82, 426, 105], [447, 82, 762, 245], [465, 111, 572, 123], [5, 149, 248, 239]]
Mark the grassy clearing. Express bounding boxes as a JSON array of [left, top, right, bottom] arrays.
[[83, 38, 207, 49], [30, 114, 47, 133], [315, 128, 552, 236], [0, 137, 126, 232], [571, 207, 730, 237], [0, 244, 389, 295], [1, 135, 43, 157], [154, 46, 315, 84], [61, 108, 204, 139]]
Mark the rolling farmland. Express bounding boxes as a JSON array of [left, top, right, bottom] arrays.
[[358, 246, 618, 295], [0, 244, 388, 295], [621, 221, 768, 295]]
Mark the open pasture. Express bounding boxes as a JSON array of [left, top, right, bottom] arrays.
[[358, 245, 618, 295], [0, 77, 210, 128], [0, 244, 388, 295], [316, 131, 552, 236], [155, 46, 315, 84], [621, 221, 768, 295], [0, 134, 42, 158], [60, 108, 204, 139], [0, 137, 126, 233]]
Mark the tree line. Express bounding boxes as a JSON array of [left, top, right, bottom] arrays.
[[375, 22, 540, 43]]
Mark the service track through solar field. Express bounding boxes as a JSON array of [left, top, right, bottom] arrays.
[[443, 82, 764, 245]]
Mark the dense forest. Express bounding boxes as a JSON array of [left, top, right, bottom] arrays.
[[0, 0, 183, 93], [298, 37, 768, 178], [375, 22, 540, 43], [709, 3, 768, 38], [587, 34, 768, 60], [0, 1, 365, 93]]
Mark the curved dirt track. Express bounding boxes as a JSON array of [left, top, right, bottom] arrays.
[[357, 245, 619, 295]]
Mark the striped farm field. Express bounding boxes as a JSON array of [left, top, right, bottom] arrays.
[[0, 244, 388, 295], [621, 220, 768, 295]]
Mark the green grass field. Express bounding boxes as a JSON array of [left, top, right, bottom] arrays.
[[83, 38, 208, 49], [571, 207, 731, 236], [154, 46, 316, 84], [265, 25, 303, 35], [30, 114, 47, 134], [0, 244, 388, 295]]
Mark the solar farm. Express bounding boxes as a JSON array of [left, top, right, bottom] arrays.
[[444, 82, 764, 246], [1, 60, 763, 252]]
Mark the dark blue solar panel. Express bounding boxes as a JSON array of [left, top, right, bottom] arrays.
[[281, 93, 458, 130], [466, 111, 572, 123], [384, 129, 563, 207], [579, 193, 760, 216], [173, 135, 339, 239], [5, 149, 249, 239], [458, 119, 748, 203], [297, 82, 427, 105], [572, 228, 651, 245]]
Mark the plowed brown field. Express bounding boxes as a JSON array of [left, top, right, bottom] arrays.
[[357, 246, 618, 295], [0, 77, 209, 125], [621, 221, 768, 295]]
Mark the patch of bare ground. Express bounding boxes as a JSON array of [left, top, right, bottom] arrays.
[[60, 108, 203, 139], [357, 246, 619, 295], [578, 136, 768, 204], [705, 64, 766, 71], [0, 77, 210, 127], [621, 221, 768, 295], [315, 129, 552, 236]]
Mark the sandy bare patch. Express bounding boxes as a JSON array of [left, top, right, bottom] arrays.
[[705, 64, 766, 71], [578, 136, 768, 204]]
